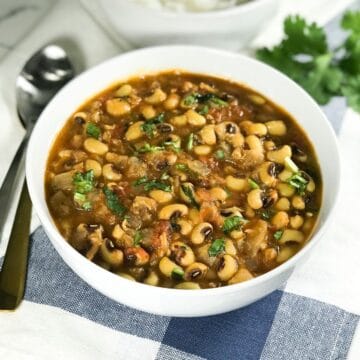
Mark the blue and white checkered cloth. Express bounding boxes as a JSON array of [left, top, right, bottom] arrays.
[[0, 2, 359, 359]]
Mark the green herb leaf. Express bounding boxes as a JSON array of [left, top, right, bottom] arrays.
[[199, 105, 209, 115], [163, 139, 181, 153], [133, 231, 143, 247], [86, 123, 101, 139], [103, 186, 127, 217], [175, 163, 188, 172], [287, 173, 308, 195], [187, 133, 194, 151], [214, 149, 225, 160], [171, 267, 185, 280], [222, 215, 246, 234], [261, 209, 273, 221], [73, 170, 95, 194], [208, 238, 226, 257], [137, 143, 165, 153], [248, 178, 259, 189], [141, 113, 165, 138], [274, 230, 284, 241], [74, 192, 92, 211], [342, 75, 360, 113], [181, 184, 199, 209], [133, 176, 172, 192], [183, 92, 228, 109], [284, 156, 299, 173]]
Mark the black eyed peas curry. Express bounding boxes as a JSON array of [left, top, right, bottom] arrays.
[[45, 71, 321, 289]]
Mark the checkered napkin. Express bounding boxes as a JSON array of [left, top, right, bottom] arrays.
[[1, 3, 360, 360]]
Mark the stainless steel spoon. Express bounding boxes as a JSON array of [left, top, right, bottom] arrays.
[[0, 45, 74, 309]]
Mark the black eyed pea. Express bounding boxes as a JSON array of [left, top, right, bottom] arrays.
[[225, 175, 248, 192], [164, 93, 180, 110], [247, 188, 263, 210], [158, 204, 188, 220], [177, 219, 193, 236], [175, 282, 201, 289], [117, 273, 136, 281], [292, 195, 305, 210], [245, 135, 263, 152], [276, 246, 297, 263], [85, 159, 102, 177], [265, 120, 287, 136], [225, 239, 237, 256], [149, 189, 173, 204], [275, 197, 291, 211], [159, 257, 183, 278], [115, 84, 132, 97], [248, 94, 266, 105], [84, 138, 109, 155], [188, 208, 201, 225], [144, 271, 159, 286], [290, 215, 304, 229], [245, 204, 256, 218], [228, 133, 244, 147], [217, 254, 239, 281], [277, 182, 296, 197], [106, 98, 131, 116], [278, 168, 293, 182], [73, 111, 88, 123], [185, 262, 208, 281], [210, 187, 228, 201], [145, 88, 167, 104], [141, 104, 156, 119], [271, 211, 289, 229], [215, 121, 240, 139], [100, 239, 124, 267], [267, 145, 292, 164], [302, 218, 315, 233], [170, 241, 195, 267], [278, 229, 304, 245], [125, 121, 145, 141], [196, 243, 216, 267], [259, 162, 277, 187], [191, 222, 213, 244], [264, 140, 276, 151], [102, 163, 122, 181], [185, 109, 206, 126], [229, 229, 245, 240], [194, 145, 212, 156], [171, 114, 187, 127], [247, 123, 268, 137], [220, 206, 242, 218], [307, 179, 316, 192], [228, 267, 253, 284], [199, 124, 217, 145]]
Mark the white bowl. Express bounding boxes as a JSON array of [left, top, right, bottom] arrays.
[[26, 46, 340, 317], [96, 0, 279, 50]]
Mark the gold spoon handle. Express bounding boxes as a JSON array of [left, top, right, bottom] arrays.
[[0, 180, 32, 310]]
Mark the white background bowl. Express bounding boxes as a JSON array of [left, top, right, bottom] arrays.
[[97, 0, 279, 50], [26, 46, 340, 317]]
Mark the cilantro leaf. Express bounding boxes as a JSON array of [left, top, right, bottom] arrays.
[[73, 170, 94, 194], [103, 186, 127, 217], [141, 113, 165, 138], [86, 123, 101, 139], [342, 75, 360, 113], [133, 176, 172, 192], [274, 230, 284, 241], [133, 231, 143, 247], [287, 172, 308, 195], [222, 215, 246, 233], [137, 143, 164, 153], [248, 178, 259, 189], [171, 267, 184, 280], [208, 238, 225, 257], [180, 184, 199, 209]]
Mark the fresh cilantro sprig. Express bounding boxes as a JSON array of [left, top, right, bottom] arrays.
[[86, 123, 101, 139], [180, 184, 199, 209], [141, 113, 165, 138], [208, 238, 226, 257], [133, 176, 172, 192], [103, 186, 127, 217], [256, 11, 360, 112], [73, 170, 95, 210], [222, 215, 246, 234]]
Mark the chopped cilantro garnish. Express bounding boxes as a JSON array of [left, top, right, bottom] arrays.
[[208, 238, 225, 257], [103, 186, 127, 217], [73, 170, 94, 194], [73, 170, 95, 210], [199, 104, 209, 115], [137, 143, 164, 153], [181, 184, 199, 209], [133, 176, 172, 192], [248, 178, 260, 189], [141, 113, 165, 138], [287, 173, 308, 195], [256, 11, 360, 113], [274, 230, 284, 241], [222, 215, 246, 233], [214, 149, 225, 160], [171, 267, 185, 280], [86, 123, 101, 139], [183, 93, 228, 109], [133, 231, 143, 247], [284, 156, 299, 173], [163, 139, 181, 153], [187, 133, 194, 151], [175, 164, 188, 172]]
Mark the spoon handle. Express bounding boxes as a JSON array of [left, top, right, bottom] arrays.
[[0, 180, 32, 309], [0, 134, 28, 245]]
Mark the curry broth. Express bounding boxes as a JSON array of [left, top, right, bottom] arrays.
[[45, 71, 322, 289]]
